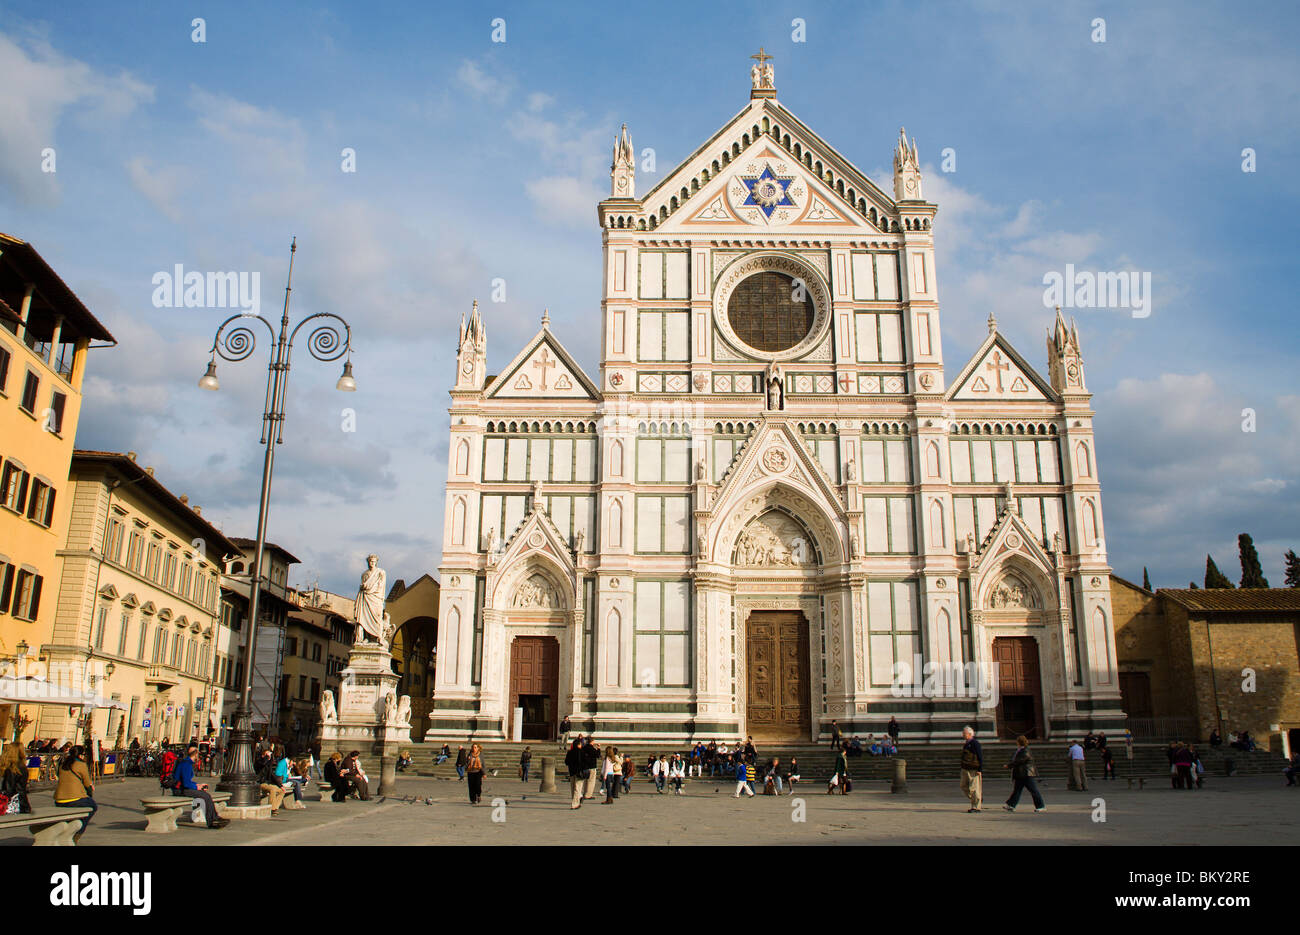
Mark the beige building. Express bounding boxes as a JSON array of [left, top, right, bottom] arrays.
[[0, 234, 115, 743], [1112, 575, 1300, 752], [220, 539, 299, 736], [38, 450, 240, 746], [281, 598, 350, 748]]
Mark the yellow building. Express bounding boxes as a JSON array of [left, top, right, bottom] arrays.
[[0, 234, 115, 743], [36, 451, 240, 747]]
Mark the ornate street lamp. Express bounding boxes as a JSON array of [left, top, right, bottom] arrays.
[[199, 239, 355, 807]]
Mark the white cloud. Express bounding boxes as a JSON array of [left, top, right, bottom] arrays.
[[524, 176, 600, 227], [125, 156, 188, 223], [0, 31, 153, 205], [456, 59, 511, 103]]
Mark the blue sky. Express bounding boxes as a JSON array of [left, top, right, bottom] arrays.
[[1, 0, 1297, 592]]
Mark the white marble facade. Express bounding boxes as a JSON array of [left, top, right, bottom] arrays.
[[430, 61, 1124, 743]]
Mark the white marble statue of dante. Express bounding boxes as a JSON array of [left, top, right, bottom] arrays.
[[354, 554, 390, 645]]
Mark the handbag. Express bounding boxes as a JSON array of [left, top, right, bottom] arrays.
[[0, 793, 9, 814]]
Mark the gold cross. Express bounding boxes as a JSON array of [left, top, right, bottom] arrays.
[[751, 47, 773, 66]]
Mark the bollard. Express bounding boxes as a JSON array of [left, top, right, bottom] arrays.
[[539, 756, 557, 793], [891, 757, 908, 793], [377, 747, 397, 797]]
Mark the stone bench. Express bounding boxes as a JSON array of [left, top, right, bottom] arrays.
[[139, 792, 232, 832], [0, 806, 93, 846]]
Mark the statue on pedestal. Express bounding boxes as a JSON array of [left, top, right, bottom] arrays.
[[320, 690, 338, 725], [354, 554, 393, 646]]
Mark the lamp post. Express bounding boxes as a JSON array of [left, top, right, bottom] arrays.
[[200, 239, 356, 806]]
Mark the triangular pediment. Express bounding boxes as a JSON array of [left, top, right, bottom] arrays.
[[704, 418, 848, 565], [640, 99, 899, 235], [484, 327, 600, 400], [97, 584, 119, 600], [969, 506, 1061, 610], [948, 332, 1055, 402]]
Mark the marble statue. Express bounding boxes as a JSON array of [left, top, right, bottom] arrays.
[[320, 689, 338, 725], [396, 695, 411, 727], [354, 554, 392, 645], [383, 690, 397, 725]]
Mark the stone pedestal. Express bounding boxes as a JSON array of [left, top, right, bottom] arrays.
[[539, 756, 557, 793], [319, 643, 412, 757], [891, 757, 908, 793], [221, 803, 273, 820]]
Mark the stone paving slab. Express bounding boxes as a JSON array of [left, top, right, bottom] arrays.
[[2, 775, 1295, 846]]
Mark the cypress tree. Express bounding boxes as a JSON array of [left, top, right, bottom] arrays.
[[1284, 549, 1300, 588], [1205, 555, 1234, 589], [1237, 533, 1269, 588], [1142, 567, 1152, 591]]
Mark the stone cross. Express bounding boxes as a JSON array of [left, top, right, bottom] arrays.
[[533, 349, 557, 391], [985, 351, 1010, 392]]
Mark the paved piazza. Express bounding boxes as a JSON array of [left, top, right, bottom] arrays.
[[4, 775, 1294, 847]]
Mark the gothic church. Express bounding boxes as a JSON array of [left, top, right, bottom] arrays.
[[430, 56, 1124, 744]]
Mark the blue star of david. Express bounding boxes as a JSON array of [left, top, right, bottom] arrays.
[[739, 164, 796, 218]]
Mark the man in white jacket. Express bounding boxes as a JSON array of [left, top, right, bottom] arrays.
[[652, 754, 669, 793]]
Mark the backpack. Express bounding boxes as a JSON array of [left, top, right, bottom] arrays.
[[159, 750, 179, 789]]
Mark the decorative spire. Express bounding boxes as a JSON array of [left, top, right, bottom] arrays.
[[893, 127, 923, 200], [541, 308, 550, 329], [610, 124, 635, 198], [987, 311, 998, 334]]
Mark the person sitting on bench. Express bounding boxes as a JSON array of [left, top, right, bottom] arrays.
[[173, 743, 229, 829]]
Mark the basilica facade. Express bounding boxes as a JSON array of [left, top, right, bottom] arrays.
[[429, 59, 1124, 744]]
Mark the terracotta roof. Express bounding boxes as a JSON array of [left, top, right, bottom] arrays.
[[1157, 588, 1300, 614]]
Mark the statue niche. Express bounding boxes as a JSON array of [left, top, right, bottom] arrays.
[[733, 510, 817, 568]]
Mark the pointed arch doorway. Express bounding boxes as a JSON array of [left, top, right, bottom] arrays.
[[508, 636, 559, 741], [992, 636, 1045, 739]]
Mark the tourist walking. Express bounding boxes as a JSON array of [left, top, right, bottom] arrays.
[[1068, 739, 1089, 791], [829, 719, 842, 750], [1171, 742, 1195, 790], [1002, 735, 1046, 813], [959, 726, 983, 812], [54, 745, 97, 842], [519, 746, 532, 784], [455, 745, 468, 781], [466, 743, 486, 805], [733, 756, 756, 798], [888, 716, 901, 748], [621, 753, 635, 793], [1101, 744, 1116, 780], [602, 747, 621, 804], [565, 737, 587, 809], [830, 746, 850, 794]]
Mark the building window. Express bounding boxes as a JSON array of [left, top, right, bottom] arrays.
[[47, 391, 66, 434], [136, 620, 148, 659], [126, 531, 144, 572], [286, 636, 297, 657], [106, 515, 124, 563], [145, 542, 161, 582], [53, 341, 75, 380], [866, 580, 920, 687], [94, 606, 108, 649], [0, 560, 14, 613], [11, 569, 42, 621], [633, 580, 691, 688], [1, 461, 28, 514], [25, 478, 55, 527], [118, 612, 131, 655], [0, 342, 10, 393], [312, 643, 322, 662], [298, 675, 307, 699], [634, 494, 691, 553], [19, 370, 38, 414]]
